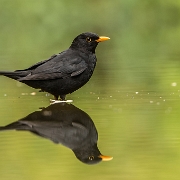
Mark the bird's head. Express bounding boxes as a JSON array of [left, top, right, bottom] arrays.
[[73, 144, 113, 165], [70, 32, 110, 53]]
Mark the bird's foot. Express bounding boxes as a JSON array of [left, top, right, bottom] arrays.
[[50, 99, 73, 104]]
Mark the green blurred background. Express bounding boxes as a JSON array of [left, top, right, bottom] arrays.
[[1, 0, 180, 180]]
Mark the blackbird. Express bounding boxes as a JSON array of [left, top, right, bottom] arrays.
[[0, 103, 113, 165], [0, 32, 110, 100]]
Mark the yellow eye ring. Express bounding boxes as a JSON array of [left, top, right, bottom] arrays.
[[89, 156, 94, 160], [86, 37, 92, 42]]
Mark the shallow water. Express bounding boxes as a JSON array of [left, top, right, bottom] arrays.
[[0, 55, 180, 180]]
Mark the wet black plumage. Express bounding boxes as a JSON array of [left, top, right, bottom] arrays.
[[0, 32, 110, 100], [0, 103, 112, 165]]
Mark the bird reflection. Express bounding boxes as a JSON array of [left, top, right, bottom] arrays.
[[0, 103, 113, 165]]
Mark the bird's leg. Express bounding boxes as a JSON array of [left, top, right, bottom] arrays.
[[60, 94, 66, 101], [60, 94, 73, 102], [54, 95, 59, 100]]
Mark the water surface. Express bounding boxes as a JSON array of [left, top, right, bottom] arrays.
[[0, 57, 180, 179]]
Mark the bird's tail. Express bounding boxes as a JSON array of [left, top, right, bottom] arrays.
[[0, 71, 28, 80], [0, 121, 19, 131], [0, 126, 12, 131], [0, 121, 26, 131]]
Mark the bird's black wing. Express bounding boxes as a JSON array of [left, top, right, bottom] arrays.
[[19, 50, 87, 81]]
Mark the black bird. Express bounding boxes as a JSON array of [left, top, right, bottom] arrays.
[[0, 32, 110, 100], [0, 103, 113, 165]]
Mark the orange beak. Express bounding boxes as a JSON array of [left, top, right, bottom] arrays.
[[99, 154, 113, 161], [96, 36, 110, 42]]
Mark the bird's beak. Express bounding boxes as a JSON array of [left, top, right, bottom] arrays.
[[96, 36, 110, 42], [99, 154, 113, 161]]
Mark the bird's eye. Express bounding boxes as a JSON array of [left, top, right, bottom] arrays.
[[86, 37, 92, 42], [89, 156, 94, 160]]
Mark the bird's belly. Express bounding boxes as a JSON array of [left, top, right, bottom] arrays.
[[55, 73, 92, 94]]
